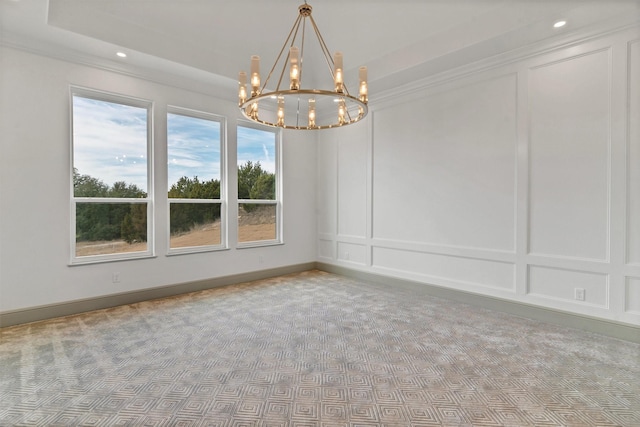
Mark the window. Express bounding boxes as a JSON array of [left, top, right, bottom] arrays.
[[237, 124, 280, 245], [71, 88, 152, 263], [167, 108, 224, 253]]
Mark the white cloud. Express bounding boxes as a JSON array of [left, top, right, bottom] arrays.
[[73, 97, 149, 190], [237, 126, 276, 173]]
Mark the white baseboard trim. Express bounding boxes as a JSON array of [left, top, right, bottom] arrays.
[[0, 263, 315, 328], [317, 263, 640, 344], [3, 261, 638, 344]]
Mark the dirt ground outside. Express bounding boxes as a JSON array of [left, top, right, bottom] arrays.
[[76, 207, 276, 256]]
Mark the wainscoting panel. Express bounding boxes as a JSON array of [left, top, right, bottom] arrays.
[[317, 238, 334, 260], [628, 40, 640, 265], [372, 246, 515, 291], [528, 49, 611, 262], [528, 265, 609, 308], [338, 124, 368, 239], [316, 133, 337, 236], [626, 277, 640, 314], [317, 25, 640, 328], [372, 73, 517, 252], [337, 242, 367, 265]]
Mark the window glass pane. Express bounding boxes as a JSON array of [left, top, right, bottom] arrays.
[[75, 202, 148, 256], [237, 126, 276, 200], [72, 96, 148, 196], [169, 203, 221, 248], [238, 203, 276, 243], [168, 113, 221, 199]]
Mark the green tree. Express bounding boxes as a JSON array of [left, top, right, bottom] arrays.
[[109, 181, 146, 198], [73, 168, 108, 197], [168, 176, 221, 234], [121, 204, 147, 243], [74, 169, 148, 243], [238, 161, 275, 212], [238, 161, 266, 199], [121, 213, 134, 243], [250, 173, 275, 200]]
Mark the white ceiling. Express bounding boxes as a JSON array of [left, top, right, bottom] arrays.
[[2, 0, 639, 98]]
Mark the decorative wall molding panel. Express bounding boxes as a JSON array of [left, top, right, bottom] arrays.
[[372, 73, 517, 252], [337, 242, 368, 265], [318, 239, 335, 260], [628, 39, 640, 265], [528, 265, 609, 308], [528, 48, 611, 262], [373, 247, 516, 291], [318, 25, 640, 327], [337, 124, 369, 239], [626, 277, 640, 314]]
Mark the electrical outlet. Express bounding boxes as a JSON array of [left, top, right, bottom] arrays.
[[574, 288, 585, 301], [112, 272, 121, 283], [344, 252, 350, 260]]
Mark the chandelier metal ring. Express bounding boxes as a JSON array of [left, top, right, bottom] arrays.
[[239, 90, 368, 130]]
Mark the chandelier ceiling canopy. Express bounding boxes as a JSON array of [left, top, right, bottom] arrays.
[[238, 2, 368, 130]]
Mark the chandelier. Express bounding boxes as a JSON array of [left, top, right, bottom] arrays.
[[238, 2, 368, 130]]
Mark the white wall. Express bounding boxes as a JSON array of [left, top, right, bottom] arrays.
[[0, 46, 317, 313], [317, 25, 640, 327]]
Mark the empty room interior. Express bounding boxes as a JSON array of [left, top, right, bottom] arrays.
[[1, 0, 640, 425]]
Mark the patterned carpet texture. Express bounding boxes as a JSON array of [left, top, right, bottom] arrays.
[[1, 270, 639, 426]]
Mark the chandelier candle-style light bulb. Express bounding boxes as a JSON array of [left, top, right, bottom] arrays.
[[334, 51, 344, 93], [308, 99, 316, 128], [251, 55, 261, 97], [359, 66, 368, 103], [238, 71, 247, 105], [248, 101, 258, 120], [237, 3, 368, 130], [277, 97, 285, 127], [338, 99, 346, 125], [290, 46, 300, 90]]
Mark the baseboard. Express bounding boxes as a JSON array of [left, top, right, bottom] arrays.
[[4, 261, 639, 344], [0, 262, 316, 328], [316, 262, 640, 344]]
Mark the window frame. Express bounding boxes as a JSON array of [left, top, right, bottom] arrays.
[[166, 106, 227, 255], [236, 120, 282, 248], [69, 86, 154, 265]]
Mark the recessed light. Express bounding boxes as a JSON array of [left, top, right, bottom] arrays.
[[116, 52, 127, 58], [553, 20, 567, 28]]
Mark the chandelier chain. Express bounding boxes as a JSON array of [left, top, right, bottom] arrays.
[[263, 14, 301, 94], [307, 15, 356, 122]]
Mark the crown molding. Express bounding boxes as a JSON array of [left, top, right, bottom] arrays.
[[1, 34, 237, 102], [2, 12, 638, 109], [372, 15, 640, 108]]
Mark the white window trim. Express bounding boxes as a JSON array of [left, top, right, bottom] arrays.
[[236, 121, 283, 248], [69, 86, 154, 265], [166, 107, 227, 255]]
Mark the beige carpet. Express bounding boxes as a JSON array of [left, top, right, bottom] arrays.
[[1, 270, 639, 426]]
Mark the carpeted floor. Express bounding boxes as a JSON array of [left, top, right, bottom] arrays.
[[1, 270, 639, 426]]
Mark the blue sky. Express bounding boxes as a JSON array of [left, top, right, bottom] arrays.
[[237, 126, 276, 174], [73, 96, 149, 191], [167, 112, 220, 187], [73, 96, 275, 194]]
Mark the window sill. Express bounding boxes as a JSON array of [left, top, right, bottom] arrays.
[[236, 240, 284, 249], [69, 253, 157, 266], [167, 246, 230, 256]]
